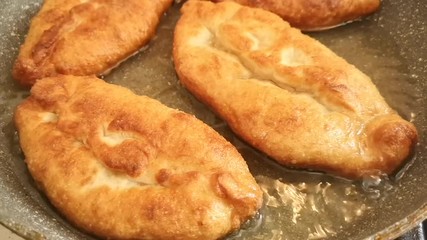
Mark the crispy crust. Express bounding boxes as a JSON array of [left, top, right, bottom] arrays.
[[14, 75, 263, 240], [211, 0, 381, 30], [173, 1, 418, 179], [13, 0, 173, 87]]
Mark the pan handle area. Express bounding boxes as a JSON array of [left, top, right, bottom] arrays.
[[398, 223, 426, 240]]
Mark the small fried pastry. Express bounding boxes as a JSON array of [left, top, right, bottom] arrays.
[[173, 1, 418, 179], [211, 0, 381, 30], [13, 0, 173, 87], [14, 75, 263, 239]]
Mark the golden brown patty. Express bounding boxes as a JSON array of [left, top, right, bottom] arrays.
[[13, 0, 173, 87], [14, 75, 263, 240], [173, 1, 418, 179], [211, 0, 381, 30]]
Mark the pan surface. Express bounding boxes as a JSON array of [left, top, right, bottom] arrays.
[[0, 0, 426, 239]]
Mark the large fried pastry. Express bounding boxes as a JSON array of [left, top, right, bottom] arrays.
[[13, 0, 173, 87], [14, 75, 263, 240], [211, 0, 381, 30], [173, 1, 418, 179]]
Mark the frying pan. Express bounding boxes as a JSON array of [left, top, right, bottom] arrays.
[[0, 0, 426, 239]]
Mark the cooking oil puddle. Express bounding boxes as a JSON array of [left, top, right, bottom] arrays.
[[225, 142, 398, 240], [227, 172, 395, 240]]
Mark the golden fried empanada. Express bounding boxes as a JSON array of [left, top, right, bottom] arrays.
[[173, 1, 418, 179], [13, 0, 173, 87], [14, 75, 263, 239], [211, 0, 381, 31]]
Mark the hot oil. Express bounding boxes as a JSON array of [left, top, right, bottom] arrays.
[[225, 142, 396, 240], [105, 3, 224, 127]]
